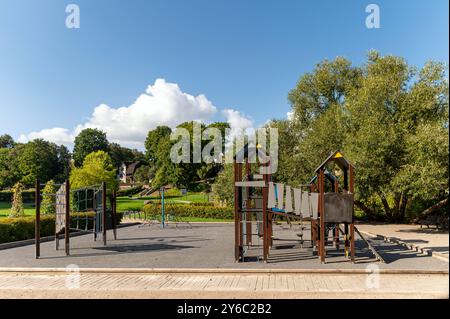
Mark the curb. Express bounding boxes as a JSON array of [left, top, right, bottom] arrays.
[[358, 230, 449, 263], [0, 267, 447, 275], [0, 223, 140, 251]]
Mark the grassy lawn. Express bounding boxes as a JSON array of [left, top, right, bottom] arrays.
[[0, 192, 220, 221], [0, 201, 35, 218], [116, 193, 209, 212]]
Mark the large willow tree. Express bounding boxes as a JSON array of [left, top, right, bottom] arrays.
[[275, 51, 448, 221]]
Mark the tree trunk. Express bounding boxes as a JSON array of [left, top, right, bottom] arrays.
[[393, 192, 401, 219], [354, 200, 376, 219], [413, 198, 449, 223], [398, 193, 408, 222], [379, 193, 392, 219]]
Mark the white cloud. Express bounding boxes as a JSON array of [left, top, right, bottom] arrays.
[[287, 111, 294, 120], [19, 79, 239, 149], [222, 109, 254, 133], [18, 128, 74, 146]]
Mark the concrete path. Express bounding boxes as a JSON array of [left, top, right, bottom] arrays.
[[357, 223, 449, 261], [0, 269, 447, 299]]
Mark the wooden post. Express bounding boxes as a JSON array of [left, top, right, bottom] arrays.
[[262, 182, 268, 262], [102, 182, 107, 246], [334, 179, 340, 250], [344, 223, 349, 258], [349, 166, 355, 262], [245, 159, 252, 246], [309, 184, 315, 250], [234, 163, 241, 262], [112, 190, 117, 240], [64, 180, 70, 256], [35, 180, 41, 259], [319, 169, 326, 263]]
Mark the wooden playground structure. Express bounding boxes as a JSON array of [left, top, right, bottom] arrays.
[[234, 145, 381, 264], [34, 180, 118, 258]]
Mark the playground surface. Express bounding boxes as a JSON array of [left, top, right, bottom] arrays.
[[357, 223, 449, 261], [0, 222, 448, 270]]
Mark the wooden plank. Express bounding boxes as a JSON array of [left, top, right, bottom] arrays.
[[235, 181, 266, 187]]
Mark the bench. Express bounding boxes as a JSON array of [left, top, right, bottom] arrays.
[[417, 215, 449, 230]]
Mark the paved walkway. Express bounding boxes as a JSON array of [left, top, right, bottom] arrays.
[[0, 269, 447, 299], [357, 223, 449, 261]]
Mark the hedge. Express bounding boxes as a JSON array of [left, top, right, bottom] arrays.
[[116, 184, 144, 197], [0, 189, 35, 203], [143, 203, 233, 220], [0, 212, 123, 244], [188, 202, 214, 207]]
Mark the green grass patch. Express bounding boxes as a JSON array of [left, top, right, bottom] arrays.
[[116, 193, 209, 212], [0, 201, 35, 218]]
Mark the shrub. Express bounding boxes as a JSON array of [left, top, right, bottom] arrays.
[[188, 202, 214, 207], [41, 180, 57, 215], [117, 184, 144, 197], [142, 203, 233, 220], [9, 182, 25, 218], [0, 212, 124, 244]]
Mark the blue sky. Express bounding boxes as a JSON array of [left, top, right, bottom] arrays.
[[0, 0, 448, 149]]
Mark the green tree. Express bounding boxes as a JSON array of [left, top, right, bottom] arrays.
[[281, 52, 449, 221], [41, 180, 57, 215], [145, 126, 172, 162], [0, 134, 15, 148], [9, 182, 24, 218], [211, 163, 234, 207], [55, 145, 71, 182], [73, 129, 109, 167], [17, 139, 59, 187], [70, 151, 118, 192], [134, 165, 156, 184], [344, 55, 448, 221], [0, 148, 20, 189], [108, 142, 145, 169]]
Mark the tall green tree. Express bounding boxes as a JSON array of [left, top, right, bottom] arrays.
[[0, 148, 20, 189], [0, 134, 15, 148], [108, 142, 145, 169], [145, 126, 172, 163], [73, 128, 109, 167], [344, 54, 448, 221], [17, 139, 60, 187], [70, 151, 118, 192]]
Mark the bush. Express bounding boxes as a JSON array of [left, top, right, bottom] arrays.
[[142, 203, 233, 220], [117, 184, 144, 197], [41, 180, 57, 215], [9, 182, 25, 218], [0, 212, 124, 244], [188, 202, 214, 207]]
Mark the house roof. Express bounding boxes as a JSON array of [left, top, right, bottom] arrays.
[[125, 161, 142, 175]]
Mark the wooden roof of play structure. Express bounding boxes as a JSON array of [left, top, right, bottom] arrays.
[[314, 150, 354, 173], [234, 142, 270, 163]]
